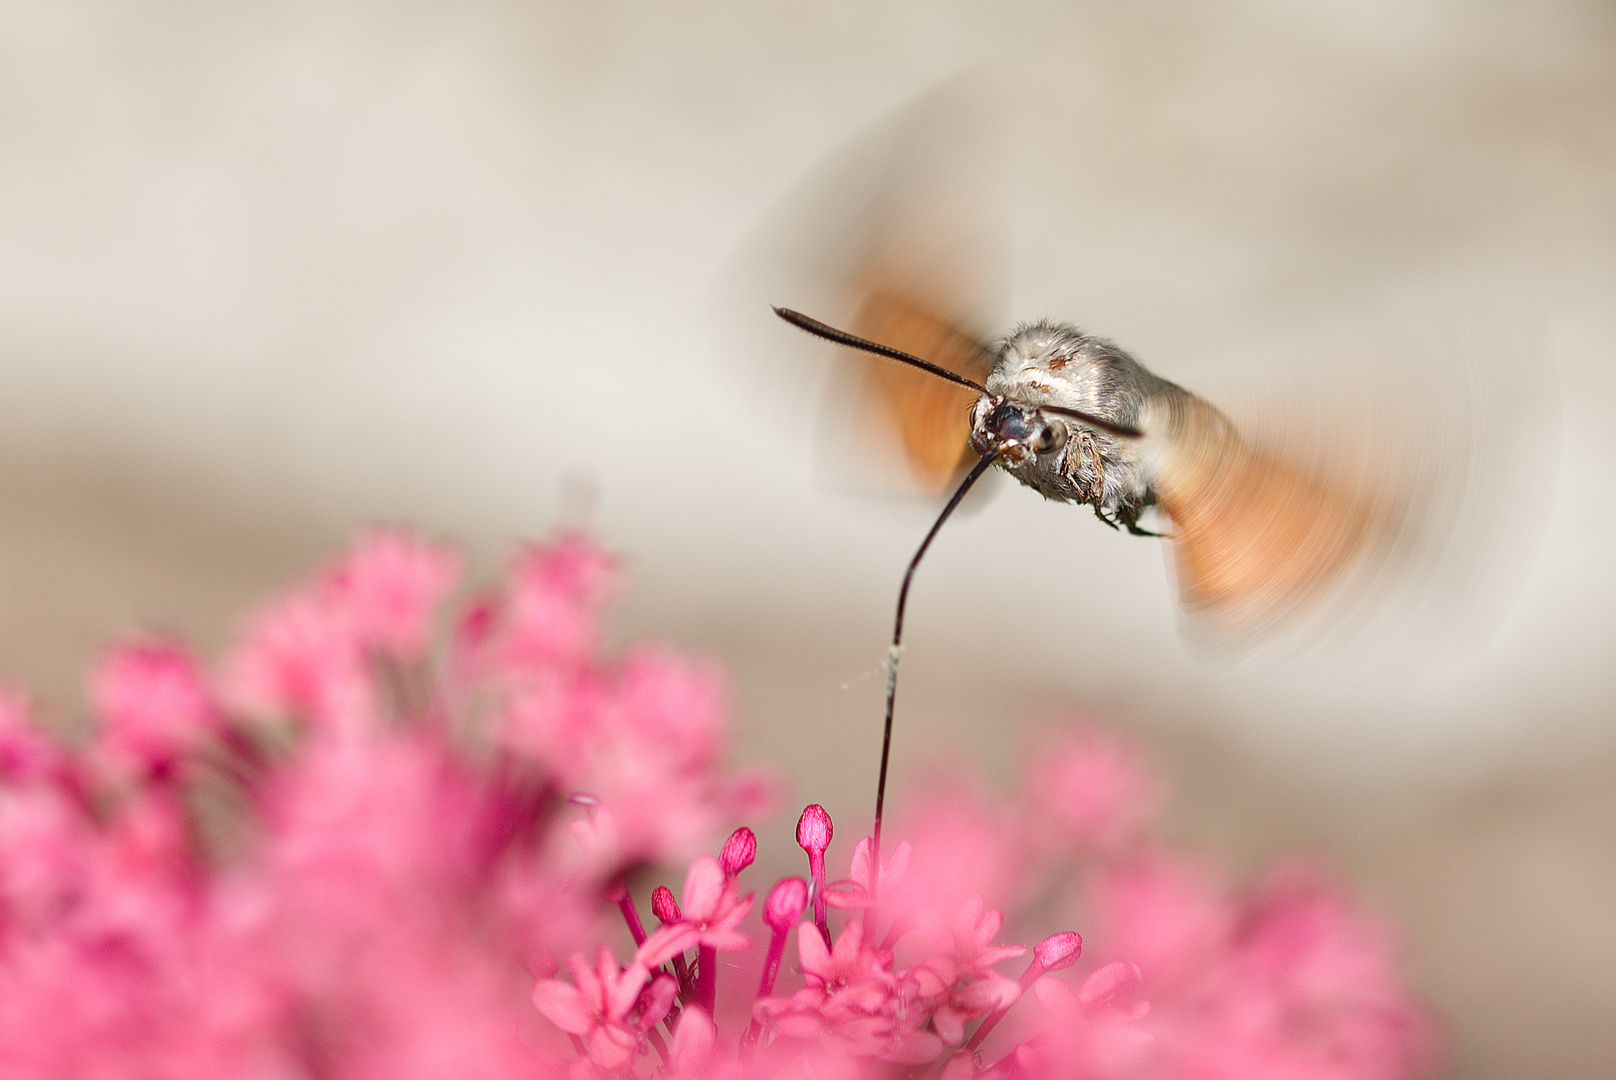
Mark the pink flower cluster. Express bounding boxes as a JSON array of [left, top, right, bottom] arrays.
[[0, 529, 1440, 1079]]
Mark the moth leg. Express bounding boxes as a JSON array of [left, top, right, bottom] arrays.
[[1091, 504, 1122, 532], [1117, 505, 1168, 539]]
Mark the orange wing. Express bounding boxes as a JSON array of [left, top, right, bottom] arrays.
[[844, 288, 993, 495], [1149, 391, 1387, 635]]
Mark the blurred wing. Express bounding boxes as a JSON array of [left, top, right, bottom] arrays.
[[1149, 295, 1554, 666], [837, 287, 994, 495], [716, 76, 1009, 500], [1151, 390, 1382, 630]]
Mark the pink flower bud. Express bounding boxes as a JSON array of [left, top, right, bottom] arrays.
[[720, 827, 757, 875], [796, 804, 832, 856], [651, 885, 682, 925], [763, 877, 809, 933], [1034, 931, 1083, 972]]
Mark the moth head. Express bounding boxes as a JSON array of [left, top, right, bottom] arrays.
[[968, 397, 1069, 467]]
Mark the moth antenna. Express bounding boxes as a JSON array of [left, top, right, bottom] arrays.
[[871, 448, 1002, 887], [773, 306, 989, 394], [1041, 404, 1144, 440]]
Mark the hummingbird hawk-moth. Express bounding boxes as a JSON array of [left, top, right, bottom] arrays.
[[742, 83, 1544, 661], [775, 294, 1396, 642]]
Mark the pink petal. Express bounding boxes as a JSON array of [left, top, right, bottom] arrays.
[[636, 922, 700, 969], [886, 840, 911, 881], [1033, 975, 1081, 1013], [669, 1005, 715, 1067], [973, 944, 1028, 970], [797, 922, 833, 981], [530, 980, 592, 1035], [881, 1029, 947, 1065], [823, 879, 871, 910], [569, 951, 603, 1010], [587, 1024, 637, 1070], [830, 917, 866, 964], [637, 973, 678, 1031], [604, 959, 649, 1021], [951, 895, 987, 936], [932, 1004, 968, 1045], [698, 928, 751, 953], [1077, 961, 1149, 1021], [849, 836, 874, 889], [710, 892, 756, 932], [959, 972, 1022, 1012], [681, 855, 725, 921]]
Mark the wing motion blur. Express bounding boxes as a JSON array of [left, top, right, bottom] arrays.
[[730, 80, 1551, 663]]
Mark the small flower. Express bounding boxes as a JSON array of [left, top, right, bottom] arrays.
[[667, 1005, 744, 1079], [531, 946, 654, 1071], [221, 588, 377, 732], [755, 918, 946, 1065], [500, 532, 618, 669], [0, 526, 1443, 1079], [90, 639, 217, 778], [924, 895, 1028, 978], [824, 835, 910, 910], [1024, 723, 1160, 849], [320, 528, 461, 662], [0, 687, 61, 782], [635, 855, 754, 968]]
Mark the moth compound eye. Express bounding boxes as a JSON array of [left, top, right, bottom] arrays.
[[1034, 421, 1067, 455]]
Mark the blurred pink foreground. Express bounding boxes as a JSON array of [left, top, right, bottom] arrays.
[[0, 529, 1438, 1078]]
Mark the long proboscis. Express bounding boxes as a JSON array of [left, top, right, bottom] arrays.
[[871, 449, 1000, 886], [772, 306, 1144, 440]]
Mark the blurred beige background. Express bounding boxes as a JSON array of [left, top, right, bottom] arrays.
[[1, 2, 1613, 1076]]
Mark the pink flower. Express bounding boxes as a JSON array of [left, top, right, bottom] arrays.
[[221, 588, 377, 732], [1198, 863, 1441, 1080], [90, 639, 217, 778], [1023, 968, 1157, 1078], [884, 776, 1022, 945], [667, 1004, 748, 1080], [1091, 851, 1234, 990], [635, 855, 754, 968], [1023, 723, 1161, 850], [754, 918, 946, 1065], [500, 532, 618, 669], [320, 528, 461, 662], [825, 835, 910, 910], [531, 946, 658, 1071], [798, 916, 892, 997], [0, 688, 60, 782], [925, 968, 1021, 1047], [0, 526, 1441, 1079], [917, 895, 1027, 979]]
